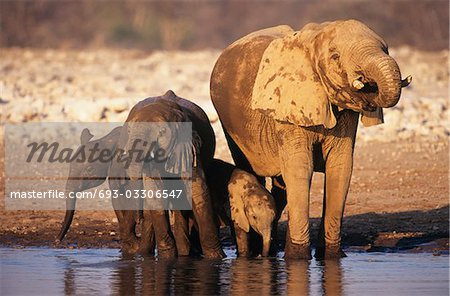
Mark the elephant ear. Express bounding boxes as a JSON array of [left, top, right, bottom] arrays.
[[228, 172, 250, 233], [164, 127, 201, 175], [164, 141, 193, 175], [229, 193, 250, 233], [80, 128, 94, 144], [361, 108, 384, 127], [251, 32, 337, 129]]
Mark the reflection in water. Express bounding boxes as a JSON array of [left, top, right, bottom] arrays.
[[64, 266, 75, 295], [285, 260, 310, 295], [230, 257, 287, 295], [319, 260, 342, 296], [104, 252, 335, 295], [137, 257, 223, 295], [1, 248, 448, 296]]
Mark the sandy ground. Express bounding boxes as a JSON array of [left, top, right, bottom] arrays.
[[0, 47, 448, 253]]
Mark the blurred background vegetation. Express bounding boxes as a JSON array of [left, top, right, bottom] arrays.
[[0, 0, 448, 51]]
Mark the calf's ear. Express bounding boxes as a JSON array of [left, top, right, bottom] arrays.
[[228, 183, 250, 232]]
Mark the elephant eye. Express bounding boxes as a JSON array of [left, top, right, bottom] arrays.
[[330, 52, 340, 61], [159, 127, 166, 136]]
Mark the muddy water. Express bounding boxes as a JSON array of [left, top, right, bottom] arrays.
[[0, 248, 448, 296]]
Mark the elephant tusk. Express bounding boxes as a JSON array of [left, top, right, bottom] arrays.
[[401, 75, 412, 87], [352, 79, 365, 90], [273, 178, 286, 190]]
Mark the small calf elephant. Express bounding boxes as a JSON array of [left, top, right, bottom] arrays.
[[206, 159, 276, 257], [229, 168, 277, 257]]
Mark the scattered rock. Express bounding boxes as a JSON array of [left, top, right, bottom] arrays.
[[108, 98, 129, 113], [0, 47, 447, 143]]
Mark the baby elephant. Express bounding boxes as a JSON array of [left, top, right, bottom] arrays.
[[229, 169, 276, 257], [207, 160, 276, 257]]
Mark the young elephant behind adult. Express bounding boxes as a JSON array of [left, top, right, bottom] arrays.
[[206, 159, 276, 257], [57, 90, 224, 259]]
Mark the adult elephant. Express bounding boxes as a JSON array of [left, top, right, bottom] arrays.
[[57, 90, 224, 259], [210, 20, 411, 259]]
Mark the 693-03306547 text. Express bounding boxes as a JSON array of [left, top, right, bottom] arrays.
[[8, 189, 185, 199]]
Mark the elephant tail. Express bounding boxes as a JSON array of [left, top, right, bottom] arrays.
[[55, 193, 77, 243]]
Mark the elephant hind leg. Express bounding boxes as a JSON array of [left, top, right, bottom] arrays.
[[191, 168, 225, 259], [224, 130, 267, 192], [270, 176, 287, 256], [172, 210, 191, 256], [188, 220, 203, 257], [223, 130, 254, 174]]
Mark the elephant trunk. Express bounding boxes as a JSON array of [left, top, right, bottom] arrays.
[[124, 132, 148, 181], [262, 229, 272, 257], [56, 189, 77, 242], [128, 161, 143, 181], [362, 52, 402, 108]]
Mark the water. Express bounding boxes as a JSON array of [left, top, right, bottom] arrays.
[[0, 248, 448, 295]]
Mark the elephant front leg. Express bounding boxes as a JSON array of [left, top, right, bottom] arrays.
[[172, 210, 191, 256], [234, 224, 250, 257], [281, 149, 314, 260], [111, 199, 140, 255], [116, 210, 139, 255], [191, 168, 225, 259], [316, 149, 353, 259], [110, 178, 143, 255], [143, 176, 177, 258], [150, 210, 177, 258], [137, 210, 156, 256]]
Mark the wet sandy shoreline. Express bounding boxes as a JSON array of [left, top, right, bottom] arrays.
[[1, 140, 447, 255]]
